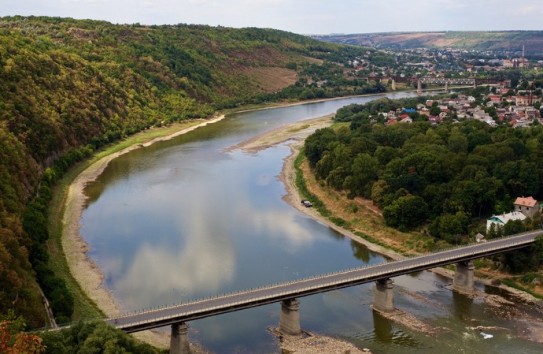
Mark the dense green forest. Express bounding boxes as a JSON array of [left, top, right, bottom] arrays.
[[304, 97, 543, 271], [0, 15, 389, 331]]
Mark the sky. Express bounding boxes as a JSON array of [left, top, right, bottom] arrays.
[[2, 0, 543, 35]]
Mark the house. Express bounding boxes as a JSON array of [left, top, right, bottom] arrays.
[[515, 95, 533, 106], [386, 118, 398, 126], [486, 211, 526, 231], [514, 196, 540, 218], [488, 95, 501, 104]]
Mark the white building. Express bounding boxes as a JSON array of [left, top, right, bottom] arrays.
[[486, 211, 526, 232]]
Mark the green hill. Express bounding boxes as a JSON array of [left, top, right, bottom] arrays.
[[314, 31, 543, 57], [0, 16, 384, 328]]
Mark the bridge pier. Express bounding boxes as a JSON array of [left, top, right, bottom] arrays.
[[279, 298, 302, 336], [453, 260, 474, 295], [170, 322, 191, 354], [373, 278, 394, 312], [417, 79, 422, 95]]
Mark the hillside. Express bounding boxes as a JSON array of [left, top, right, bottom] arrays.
[[313, 31, 543, 57], [0, 16, 384, 327]]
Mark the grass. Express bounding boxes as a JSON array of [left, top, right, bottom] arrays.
[[501, 279, 543, 300], [294, 152, 412, 257], [294, 149, 428, 254], [293, 149, 543, 300], [288, 124, 310, 133]]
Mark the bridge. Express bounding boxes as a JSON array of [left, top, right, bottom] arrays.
[[372, 76, 505, 93], [107, 230, 541, 353]]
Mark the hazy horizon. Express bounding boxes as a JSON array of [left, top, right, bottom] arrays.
[[2, 0, 543, 35]]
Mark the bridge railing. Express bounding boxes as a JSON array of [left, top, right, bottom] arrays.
[[109, 231, 542, 327]]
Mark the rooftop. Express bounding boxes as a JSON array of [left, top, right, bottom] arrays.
[[514, 196, 538, 208]]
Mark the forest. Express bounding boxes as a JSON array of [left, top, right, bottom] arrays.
[[304, 97, 543, 270], [0, 15, 390, 335]]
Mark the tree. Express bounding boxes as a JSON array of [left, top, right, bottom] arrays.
[[304, 128, 337, 167], [371, 180, 389, 207], [502, 236, 543, 273], [40, 321, 159, 354], [430, 102, 441, 116], [0, 321, 45, 354], [447, 127, 468, 154], [383, 195, 429, 230], [429, 211, 469, 244], [346, 153, 379, 198]]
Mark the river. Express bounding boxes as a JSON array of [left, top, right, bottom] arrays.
[[80, 93, 543, 353]]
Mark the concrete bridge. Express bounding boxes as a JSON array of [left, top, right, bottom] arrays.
[[107, 230, 541, 353]]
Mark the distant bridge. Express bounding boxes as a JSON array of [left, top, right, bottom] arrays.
[[104, 231, 541, 353], [367, 76, 504, 92], [419, 77, 475, 86]]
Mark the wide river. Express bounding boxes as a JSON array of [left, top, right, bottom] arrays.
[[81, 93, 543, 353]]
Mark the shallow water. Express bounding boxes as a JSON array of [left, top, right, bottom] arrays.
[[81, 94, 543, 353]]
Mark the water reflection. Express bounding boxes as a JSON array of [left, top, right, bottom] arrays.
[[80, 93, 543, 353], [115, 199, 237, 309], [350, 239, 370, 263], [372, 310, 393, 343], [83, 145, 345, 310], [371, 310, 420, 348], [452, 291, 473, 321]]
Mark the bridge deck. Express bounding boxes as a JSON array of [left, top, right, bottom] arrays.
[[107, 231, 541, 333]]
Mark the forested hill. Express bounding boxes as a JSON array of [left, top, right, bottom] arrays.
[[0, 16, 378, 327], [313, 31, 543, 57]]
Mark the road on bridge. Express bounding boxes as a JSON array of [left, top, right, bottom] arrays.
[[107, 230, 542, 333]]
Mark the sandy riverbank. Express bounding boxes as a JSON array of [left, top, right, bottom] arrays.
[[236, 113, 543, 344], [61, 115, 225, 348], [60, 92, 415, 322], [246, 117, 408, 262], [61, 97, 542, 350]]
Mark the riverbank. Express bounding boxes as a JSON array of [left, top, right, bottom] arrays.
[[59, 115, 225, 348], [53, 92, 410, 349], [236, 112, 543, 344], [56, 90, 542, 350], [236, 116, 407, 262]]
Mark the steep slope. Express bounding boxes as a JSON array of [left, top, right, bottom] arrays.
[[0, 16, 378, 327]]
